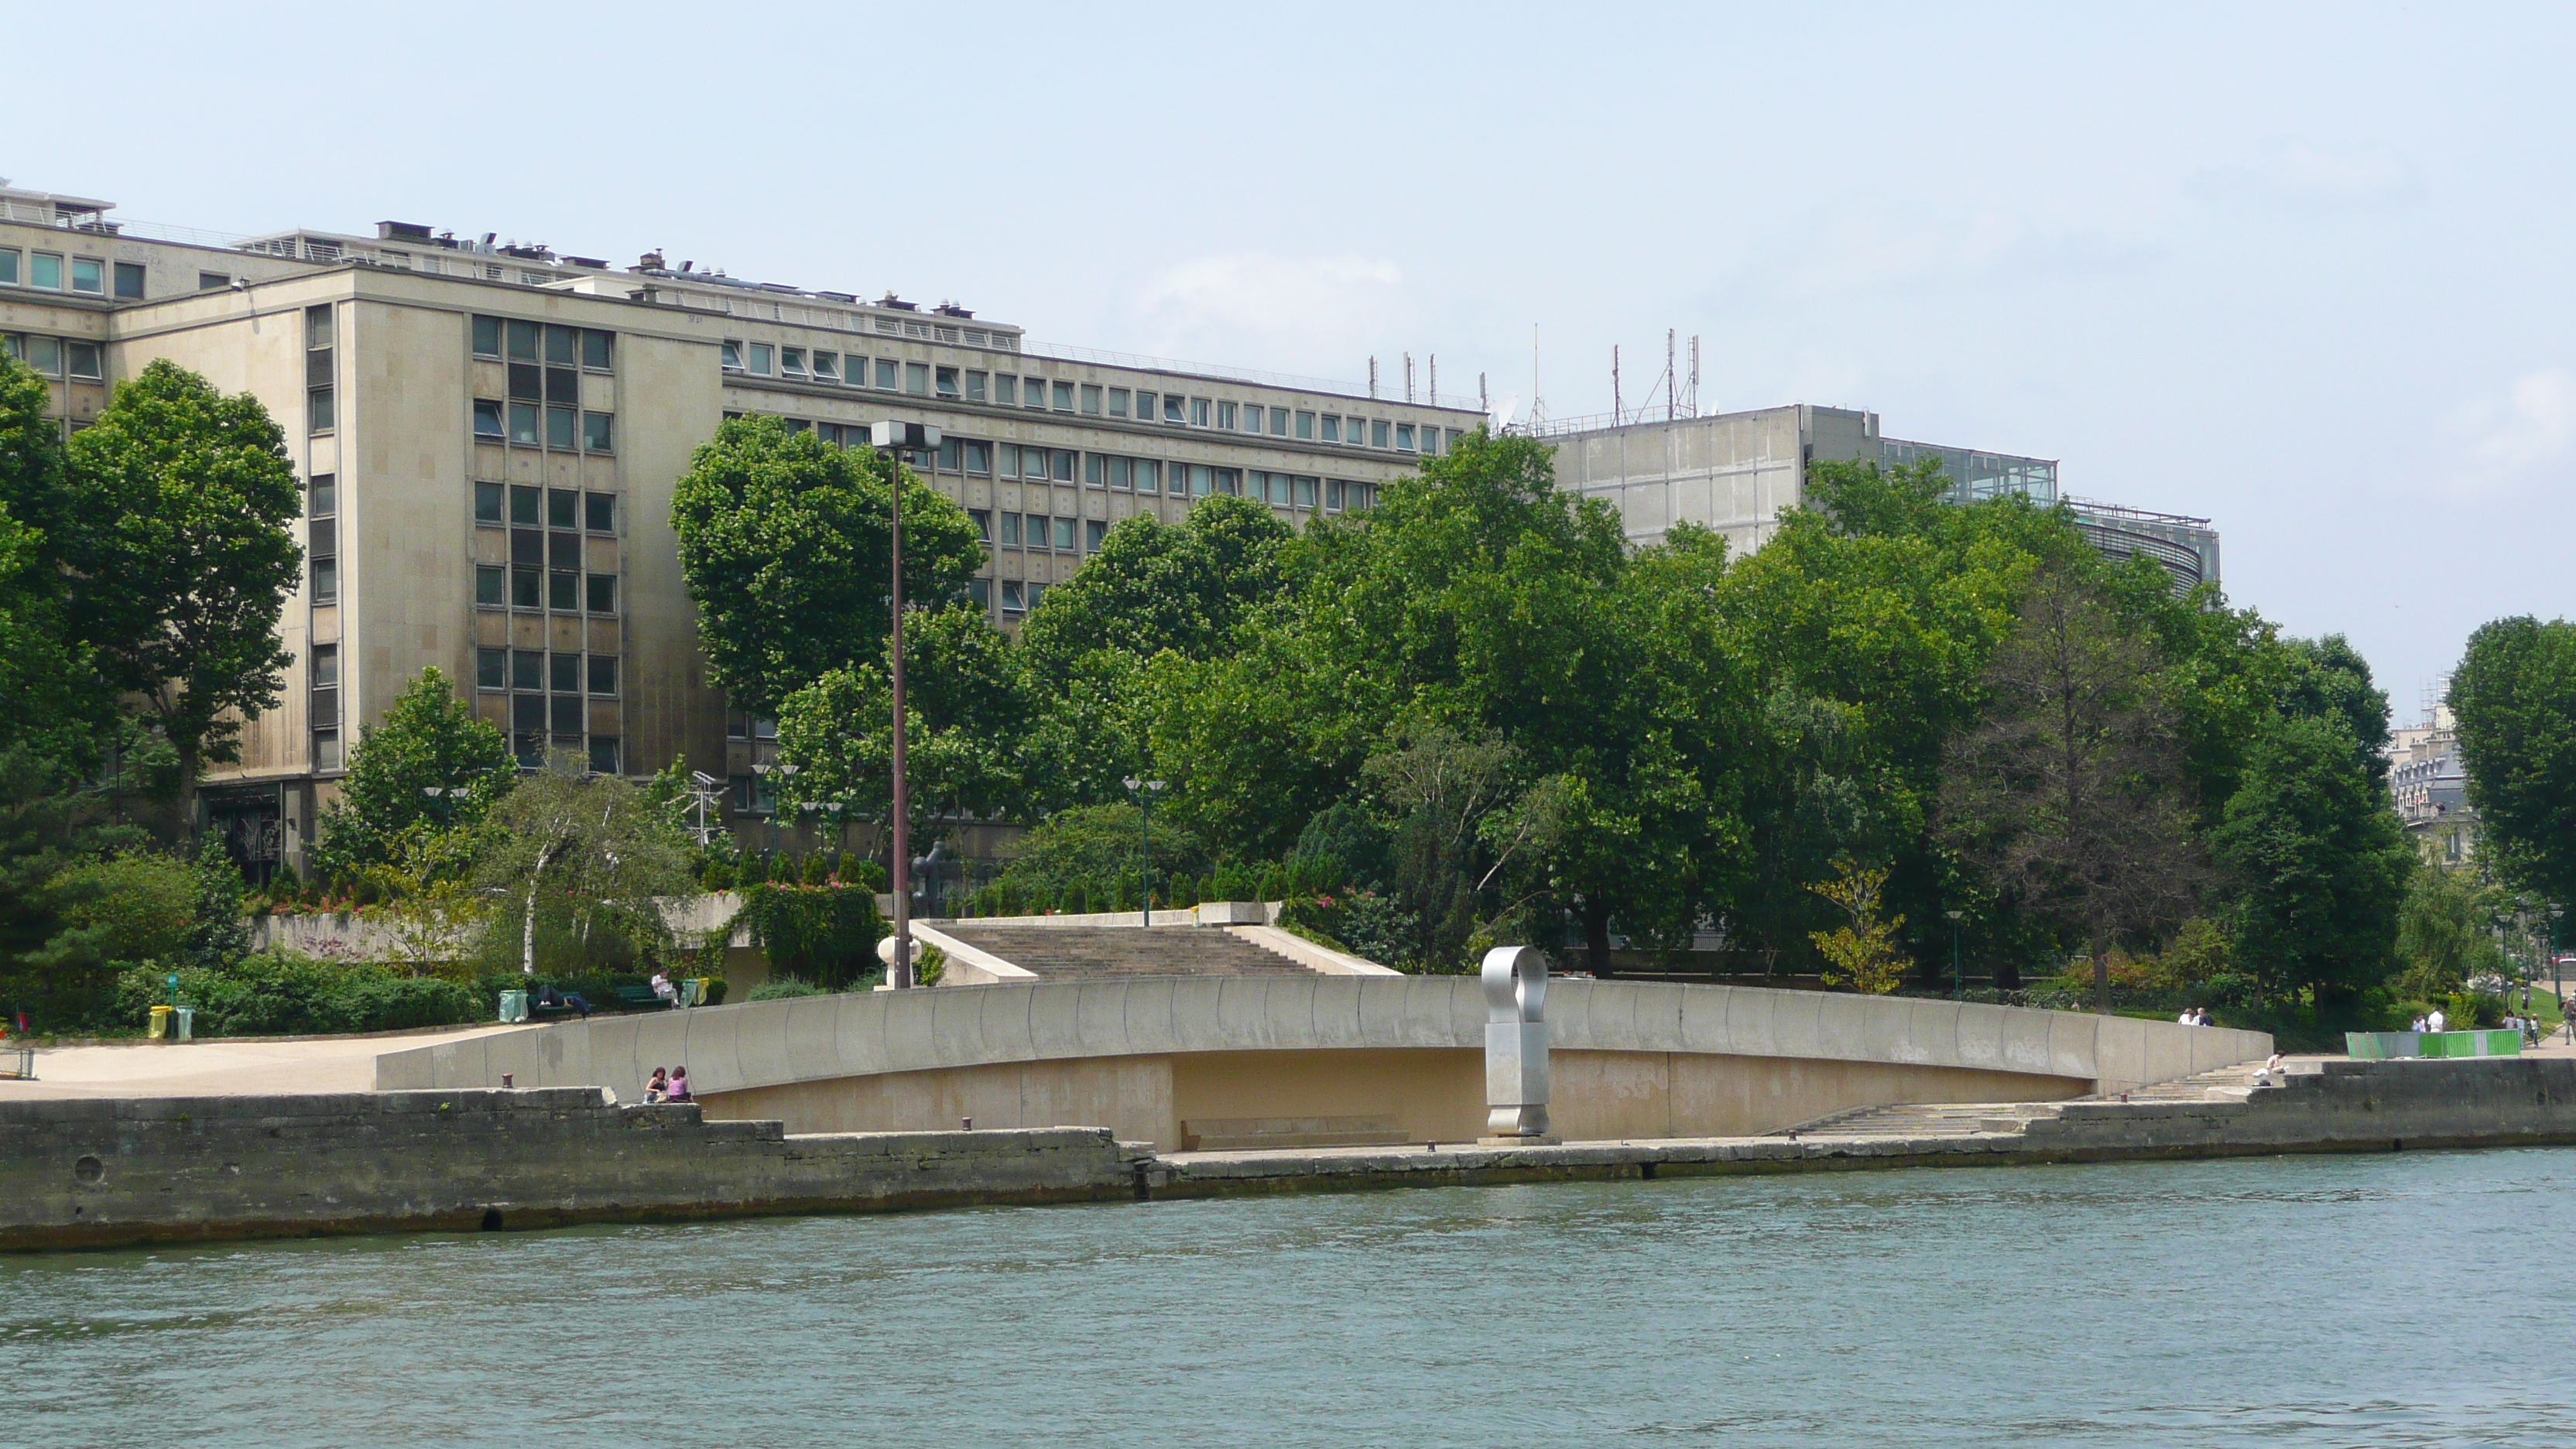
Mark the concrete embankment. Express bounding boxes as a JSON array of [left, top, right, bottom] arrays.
[[2, 1088, 1146, 1252], [9, 1057, 2571, 1252]]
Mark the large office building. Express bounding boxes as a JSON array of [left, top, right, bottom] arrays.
[[0, 182, 1484, 878], [1545, 405, 2221, 592]]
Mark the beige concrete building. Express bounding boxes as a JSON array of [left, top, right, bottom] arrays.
[[1545, 404, 2221, 593], [0, 183, 1482, 879], [2390, 700, 2478, 866]]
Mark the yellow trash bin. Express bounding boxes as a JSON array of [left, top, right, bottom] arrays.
[[148, 1004, 173, 1040]]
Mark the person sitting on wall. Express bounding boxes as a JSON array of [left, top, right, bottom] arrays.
[[642, 1066, 669, 1104], [666, 1065, 693, 1103], [2252, 1050, 2285, 1088]]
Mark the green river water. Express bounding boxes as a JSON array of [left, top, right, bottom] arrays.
[[9, 1148, 2574, 1447]]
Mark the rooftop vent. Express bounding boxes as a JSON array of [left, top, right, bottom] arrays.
[[933, 302, 974, 319], [635, 250, 666, 272], [879, 292, 917, 312], [562, 255, 607, 269], [377, 220, 434, 242]]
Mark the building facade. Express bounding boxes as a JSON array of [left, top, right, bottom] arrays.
[[2389, 702, 2478, 866], [1543, 405, 2221, 592], [0, 184, 1483, 879]]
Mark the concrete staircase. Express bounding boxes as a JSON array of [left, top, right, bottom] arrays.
[[1778, 1061, 2297, 1141], [933, 924, 1317, 981]]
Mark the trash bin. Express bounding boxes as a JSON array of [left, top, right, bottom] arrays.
[[498, 990, 529, 1023], [680, 978, 707, 1009], [148, 1004, 173, 1040], [173, 1007, 194, 1042]]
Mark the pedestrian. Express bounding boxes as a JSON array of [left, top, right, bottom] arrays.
[[666, 1064, 693, 1103], [642, 1066, 669, 1103], [2410, 1015, 2427, 1033], [2427, 1007, 2448, 1033]]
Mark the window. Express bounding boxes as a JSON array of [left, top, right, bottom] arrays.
[[549, 570, 579, 611], [1327, 479, 1346, 511], [506, 320, 538, 361], [585, 492, 615, 532], [999, 512, 1022, 546], [511, 566, 540, 608], [508, 364, 540, 401], [112, 262, 145, 300], [30, 254, 62, 290], [68, 343, 101, 381], [26, 337, 60, 376], [1192, 398, 1210, 426], [936, 366, 960, 398], [1211, 401, 1235, 430], [964, 440, 990, 474], [476, 566, 506, 605], [474, 481, 504, 522], [1085, 519, 1106, 551], [1293, 476, 1318, 508], [1423, 428, 1444, 457], [1107, 456, 1127, 489], [546, 488, 577, 529], [312, 643, 338, 690], [310, 474, 337, 516], [877, 358, 899, 389], [1053, 380, 1074, 411], [1085, 453, 1105, 486], [552, 696, 583, 732], [1295, 411, 1315, 440], [473, 315, 502, 357], [1001, 580, 1026, 614], [70, 258, 103, 295], [589, 656, 618, 695], [582, 411, 614, 452], [546, 406, 577, 450], [721, 339, 743, 372], [781, 347, 807, 379], [512, 649, 544, 691], [311, 557, 338, 601], [1187, 464, 1211, 497], [197, 270, 228, 290], [588, 738, 621, 775], [582, 331, 612, 371], [308, 387, 335, 431], [1372, 420, 1389, 448], [510, 485, 540, 526], [550, 652, 581, 694], [1027, 583, 1048, 610], [1214, 468, 1241, 495], [477, 647, 508, 689], [970, 509, 992, 543], [1024, 447, 1050, 480], [0, 250, 17, 286], [1029, 377, 1050, 409], [313, 731, 342, 772], [1269, 407, 1290, 436], [969, 578, 991, 608], [813, 352, 838, 383], [1396, 423, 1416, 451], [509, 402, 540, 445], [994, 375, 1016, 406], [1136, 459, 1160, 494], [1321, 416, 1341, 444], [1080, 384, 1102, 415], [1053, 448, 1074, 481], [747, 343, 773, 375], [1108, 388, 1129, 418], [905, 362, 929, 396], [1052, 516, 1075, 550], [937, 437, 962, 472]]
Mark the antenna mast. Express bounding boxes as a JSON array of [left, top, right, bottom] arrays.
[[1666, 329, 1677, 421], [1368, 356, 1378, 400], [1687, 335, 1701, 418], [1612, 344, 1622, 422]]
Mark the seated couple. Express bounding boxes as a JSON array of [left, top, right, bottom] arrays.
[[642, 1066, 694, 1104]]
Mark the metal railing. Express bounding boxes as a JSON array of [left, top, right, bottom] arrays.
[[1019, 341, 1487, 411]]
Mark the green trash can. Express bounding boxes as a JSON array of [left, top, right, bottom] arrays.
[[498, 990, 529, 1023], [173, 1007, 194, 1042]]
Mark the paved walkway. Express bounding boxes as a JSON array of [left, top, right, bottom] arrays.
[[0, 1023, 527, 1099]]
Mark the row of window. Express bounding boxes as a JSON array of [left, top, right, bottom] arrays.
[[722, 337, 1454, 454], [473, 399, 615, 451], [471, 316, 614, 372], [310, 465, 342, 772], [1, 333, 102, 379], [307, 306, 336, 433], [0, 248, 145, 300], [476, 647, 619, 698], [476, 483, 618, 533], [474, 563, 618, 613]]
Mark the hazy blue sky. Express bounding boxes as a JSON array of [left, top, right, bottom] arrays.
[[15, 2, 2574, 713]]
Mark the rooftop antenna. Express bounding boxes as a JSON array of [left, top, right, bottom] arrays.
[[1479, 371, 1488, 416], [1429, 355, 1437, 408], [1368, 356, 1379, 400], [1667, 329, 1677, 421], [1528, 324, 1546, 429], [1612, 344, 1622, 423], [1687, 335, 1701, 418], [1404, 352, 1415, 403]]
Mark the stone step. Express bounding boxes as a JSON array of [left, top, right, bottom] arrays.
[[937, 923, 1317, 981]]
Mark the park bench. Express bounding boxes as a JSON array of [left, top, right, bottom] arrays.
[[527, 992, 589, 1021], [614, 985, 674, 1012]]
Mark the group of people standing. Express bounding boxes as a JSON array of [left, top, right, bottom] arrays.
[[642, 1066, 693, 1104]]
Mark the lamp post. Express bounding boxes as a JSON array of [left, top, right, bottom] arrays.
[[879, 419, 940, 988], [1122, 776, 1167, 927], [1944, 909, 1965, 1000], [422, 786, 458, 824], [2554, 904, 2565, 1021], [687, 770, 722, 848]]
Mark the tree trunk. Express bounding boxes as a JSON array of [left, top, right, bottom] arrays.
[[1584, 899, 1614, 978]]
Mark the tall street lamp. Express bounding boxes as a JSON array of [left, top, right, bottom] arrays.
[[1944, 908, 1965, 1000], [2554, 903, 2566, 1019], [1123, 777, 1167, 927], [880, 419, 940, 988]]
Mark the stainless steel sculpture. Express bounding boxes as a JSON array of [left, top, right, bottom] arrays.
[[1482, 945, 1553, 1142]]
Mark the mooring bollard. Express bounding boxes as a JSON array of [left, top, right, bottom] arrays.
[[1481, 945, 1557, 1145]]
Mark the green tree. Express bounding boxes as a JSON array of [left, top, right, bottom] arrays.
[[0, 355, 106, 762], [1805, 858, 1909, 994], [2393, 863, 2506, 1002], [2213, 713, 2414, 1008], [991, 802, 1210, 906], [313, 667, 513, 879], [2450, 616, 2576, 904], [62, 361, 303, 799], [670, 416, 983, 715], [1017, 495, 1293, 684], [474, 754, 696, 975], [1941, 568, 2205, 1012]]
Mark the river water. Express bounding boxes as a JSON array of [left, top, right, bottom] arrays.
[[11, 1149, 2575, 1447]]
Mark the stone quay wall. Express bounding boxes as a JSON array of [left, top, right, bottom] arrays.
[[1, 1089, 1146, 1252]]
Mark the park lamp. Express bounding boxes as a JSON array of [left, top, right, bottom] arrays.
[[879, 419, 937, 990], [1123, 779, 1168, 928]]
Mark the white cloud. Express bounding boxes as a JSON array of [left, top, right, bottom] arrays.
[[2187, 139, 2422, 211], [1117, 253, 1411, 379], [2454, 368, 2576, 488]]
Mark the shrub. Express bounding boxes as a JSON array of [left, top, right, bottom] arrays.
[[735, 882, 885, 990], [746, 978, 825, 1002], [117, 951, 486, 1037]]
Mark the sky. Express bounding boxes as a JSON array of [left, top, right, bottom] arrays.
[[13, 2, 2576, 716]]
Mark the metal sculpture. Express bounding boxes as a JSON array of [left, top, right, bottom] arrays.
[[1482, 945, 1553, 1142]]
